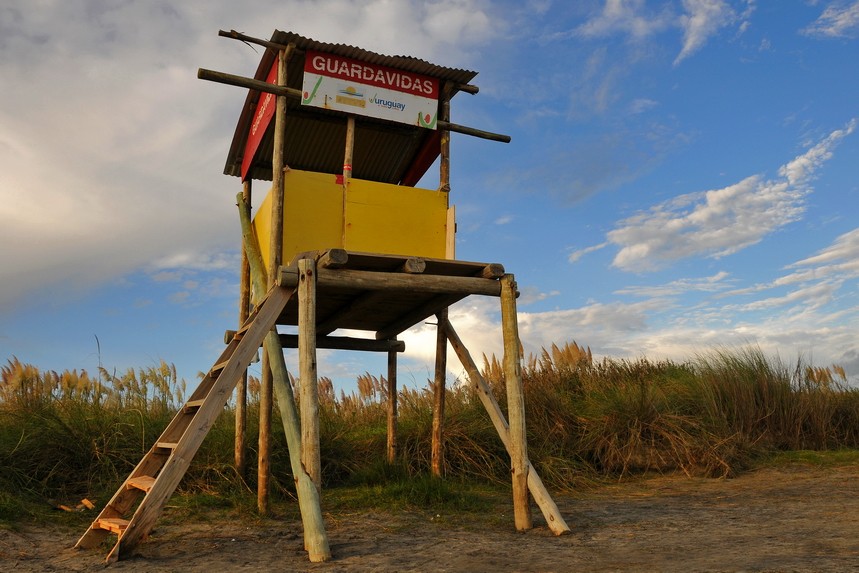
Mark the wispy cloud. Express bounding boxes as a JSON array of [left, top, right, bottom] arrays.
[[803, 0, 859, 38], [569, 242, 609, 263], [674, 0, 736, 65], [596, 120, 855, 272], [575, 0, 673, 41], [615, 271, 733, 297]]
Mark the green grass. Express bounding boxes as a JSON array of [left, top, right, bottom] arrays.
[[754, 448, 859, 468]]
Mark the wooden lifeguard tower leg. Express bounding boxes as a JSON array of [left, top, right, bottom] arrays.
[[431, 308, 448, 477], [298, 257, 322, 489], [238, 194, 331, 561], [500, 274, 532, 530], [235, 177, 252, 478], [387, 349, 398, 463], [441, 316, 571, 536]]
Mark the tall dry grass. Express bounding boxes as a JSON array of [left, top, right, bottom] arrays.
[[2, 344, 858, 517]]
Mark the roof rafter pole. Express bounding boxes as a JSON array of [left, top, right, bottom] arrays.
[[219, 29, 295, 52], [197, 68, 510, 143]]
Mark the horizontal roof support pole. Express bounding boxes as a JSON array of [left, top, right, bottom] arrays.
[[279, 334, 405, 353], [197, 68, 509, 143], [279, 267, 503, 297]]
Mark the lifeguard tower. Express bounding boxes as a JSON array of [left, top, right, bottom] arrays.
[[76, 30, 569, 564]]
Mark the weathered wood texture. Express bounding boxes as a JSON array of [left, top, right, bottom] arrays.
[[235, 178, 252, 477], [75, 285, 297, 563], [259, 44, 292, 516], [387, 349, 398, 463], [274, 252, 505, 338], [299, 258, 322, 489], [196, 68, 509, 143], [431, 309, 448, 477], [442, 320, 571, 536], [239, 193, 331, 562], [501, 274, 532, 530], [279, 268, 502, 296]]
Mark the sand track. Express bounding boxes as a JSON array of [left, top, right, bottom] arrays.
[[3, 464, 857, 572]]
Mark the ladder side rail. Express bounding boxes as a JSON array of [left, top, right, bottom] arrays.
[[108, 285, 295, 562]]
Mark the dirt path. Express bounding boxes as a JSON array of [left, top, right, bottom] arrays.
[[3, 464, 857, 572]]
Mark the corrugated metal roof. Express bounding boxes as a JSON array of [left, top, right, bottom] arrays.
[[223, 30, 478, 185]]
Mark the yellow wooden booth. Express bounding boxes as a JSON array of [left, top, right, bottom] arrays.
[[76, 29, 569, 565]]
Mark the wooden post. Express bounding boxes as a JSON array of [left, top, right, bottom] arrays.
[[442, 319, 571, 536], [235, 178, 252, 477], [431, 87, 452, 478], [342, 115, 355, 247], [386, 348, 398, 463], [431, 309, 448, 477], [501, 274, 532, 530], [258, 43, 290, 515], [439, 86, 451, 193], [298, 257, 321, 489], [237, 194, 331, 562]]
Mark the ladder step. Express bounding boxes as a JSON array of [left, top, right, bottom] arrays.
[[156, 441, 179, 450], [210, 360, 230, 375], [96, 517, 129, 535], [183, 398, 205, 413], [126, 475, 156, 493]]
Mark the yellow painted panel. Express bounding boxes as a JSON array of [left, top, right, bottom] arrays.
[[282, 170, 344, 259], [252, 168, 452, 267], [346, 179, 449, 259]]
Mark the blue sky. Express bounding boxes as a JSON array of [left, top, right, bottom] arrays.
[[2, 0, 858, 391]]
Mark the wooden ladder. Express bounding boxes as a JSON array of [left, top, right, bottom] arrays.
[[75, 284, 295, 563]]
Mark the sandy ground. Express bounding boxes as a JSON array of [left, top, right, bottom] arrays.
[[2, 464, 858, 572]]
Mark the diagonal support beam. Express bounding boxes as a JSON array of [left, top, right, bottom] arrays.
[[441, 318, 571, 536]]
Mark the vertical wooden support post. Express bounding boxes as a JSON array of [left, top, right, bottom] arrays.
[[431, 86, 452, 478], [235, 178, 252, 477], [341, 115, 355, 247], [259, 44, 290, 515], [298, 257, 321, 489], [237, 193, 330, 562], [439, 86, 451, 193], [501, 274, 532, 530], [386, 347, 398, 464], [431, 309, 448, 477]]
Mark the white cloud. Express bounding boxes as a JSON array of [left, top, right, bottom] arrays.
[[790, 226, 859, 268], [0, 0, 501, 312], [674, 0, 736, 65], [568, 242, 608, 263], [803, 0, 859, 38], [615, 271, 733, 297], [602, 121, 855, 273], [576, 0, 673, 41]]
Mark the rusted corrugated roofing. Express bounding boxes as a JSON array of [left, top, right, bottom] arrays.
[[223, 30, 478, 185]]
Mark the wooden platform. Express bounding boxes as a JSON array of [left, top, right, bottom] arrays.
[[276, 249, 505, 339]]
